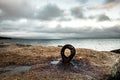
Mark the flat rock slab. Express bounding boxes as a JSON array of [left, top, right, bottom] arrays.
[[0, 46, 120, 80]]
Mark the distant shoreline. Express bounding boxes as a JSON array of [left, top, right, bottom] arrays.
[[0, 36, 12, 39], [0, 36, 120, 40], [0, 38, 120, 51], [0, 41, 120, 53]]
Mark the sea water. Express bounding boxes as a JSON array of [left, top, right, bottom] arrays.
[[0, 38, 120, 51]]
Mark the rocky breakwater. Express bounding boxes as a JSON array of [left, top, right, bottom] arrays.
[[0, 43, 120, 80]]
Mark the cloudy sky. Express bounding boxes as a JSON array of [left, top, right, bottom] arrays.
[[0, 0, 120, 39]]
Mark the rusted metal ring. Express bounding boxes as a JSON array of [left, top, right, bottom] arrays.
[[61, 44, 76, 63]]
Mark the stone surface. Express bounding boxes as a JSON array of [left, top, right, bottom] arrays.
[[0, 44, 120, 80], [111, 49, 120, 54]]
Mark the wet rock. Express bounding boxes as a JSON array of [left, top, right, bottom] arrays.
[[0, 42, 31, 48], [58, 45, 63, 47], [30, 48, 120, 80], [0, 65, 31, 75], [16, 43, 31, 47], [0, 42, 32, 51], [111, 49, 120, 54], [0, 44, 9, 48]]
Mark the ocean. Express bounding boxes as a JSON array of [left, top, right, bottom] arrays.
[[0, 38, 120, 51]]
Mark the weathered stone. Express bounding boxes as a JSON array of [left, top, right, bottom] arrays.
[[0, 44, 9, 48], [0, 46, 120, 80], [111, 49, 120, 54]]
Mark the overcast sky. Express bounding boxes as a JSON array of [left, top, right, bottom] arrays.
[[0, 0, 120, 39]]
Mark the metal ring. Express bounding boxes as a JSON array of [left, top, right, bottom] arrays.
[[61, 44, 76, 63]]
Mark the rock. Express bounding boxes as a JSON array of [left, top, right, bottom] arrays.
[[0, 43, 32, 51], [0, 46, 120, 80], [16, 43, 31, 47], [0, 36, 12, 39], [58, 45, 63, 47], [0, 44, 9, 48], [111, 49, 120, 54]]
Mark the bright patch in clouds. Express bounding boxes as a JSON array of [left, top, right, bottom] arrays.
[[0, 0, 120, 39]]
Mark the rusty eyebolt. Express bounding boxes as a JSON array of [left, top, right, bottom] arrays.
[[61, 44, 76, 64]]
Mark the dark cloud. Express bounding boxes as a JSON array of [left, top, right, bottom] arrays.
[[101, 25, 120, 37], [0, 25, 18, 32], [40, 27, 120, 38], [71, 7, 84, 18], [88, 16, 95, 19], [57, 17, 71, 21], [0, 1, 63, 21], [0, 0, 34, 20], [0, 0, 25, 12], [76, 0, 88, 3], [106, 25, 120, 33], [105, 0, 119, 3], [0, 21, 120, 38], [24, 24, 120, 38], [87, 26, 120, 38], [28, 24, 90, 34], [0, 19, 30, 32], [37, 4, 64, 20], [97, 14, 110, 21], [53, 23, 119, 38]]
